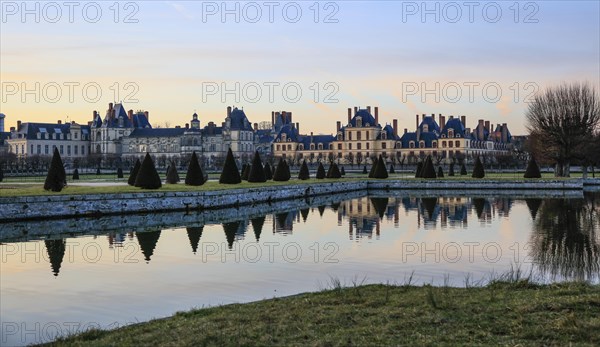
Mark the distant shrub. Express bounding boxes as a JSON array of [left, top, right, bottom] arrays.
[[134, 153, 162, 189], [0, 166, 3, 182], [460, 163, 468, 175], [448, 163, 455, 176], [273, 158, 291, 181], [524, 157, 542, 178], [472, 156, 485, 178], [421, 155, 437, 179], [166, 162, 180, 184], [326, 162, 342, 179], [185, 152, 206, 186], [362, 165, 368, 174], [96, 167, 101, 175], [44, 147, 66, 192], [248, 151, 267, 183], [117, 167, 124, 179], [372, 155, 389, 179], [437, 166, 444, 178], [368, 162, 376, 178], [389, 164, 395, 174], [316, 162, 326, 179], [298, 160, 310, 180], [72, 168, 79, 180], [415, 162, 423, 178], [340, 166, 345, 176], [128, 159, 141, 186], [264, 163, 273, 180], [241, 163, 250, 181], [219, 148, 242, 184]]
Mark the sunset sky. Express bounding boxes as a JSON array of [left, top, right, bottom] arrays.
[[1, 1, 598, 134]]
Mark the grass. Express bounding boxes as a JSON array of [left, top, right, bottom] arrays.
[[42, 281, 600, 346]]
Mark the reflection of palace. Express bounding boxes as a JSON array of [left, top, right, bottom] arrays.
[[33, 194, 599, 282]]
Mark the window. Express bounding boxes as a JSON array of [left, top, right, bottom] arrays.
[[366, 132, 369, 140], [337, 143, 342, 150], [67, 146, 71, 156], [449, 141, 454, 148], [318, 143, 323, 150], [423, 125, 429, 132], [45, 145, 49, 154], [310, 143, 315, 150], [299, 144, 304, 150], [277, 145, 281, 151], [74, 132, 78, 139], [31, 144, 34, 153], [287, 144, 292, 150], [433, 141, 438, 148], [455, 140, 460, 147], [356, 117, 362, 127], [349, 143, 352, 150], [348, 132, 352, 141], [442, 141, 446, 147], [74, 145, 78, 155], [337, 134, 342, 140], [357, 143, 362, 150], [357, 131, 362, 140], [448, 129, 454, 138], [366, 143, 370, 150], [419, 141, 425, 148], [382, 143, 386, 149], [37, 145, 41, 154], [409, 141, 415, 148]]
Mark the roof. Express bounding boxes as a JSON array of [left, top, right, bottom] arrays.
[[377, 124, 400, 140], [93, 104, 151, 129], [440, 117, 466, 138], [299, 134, 335, 148], [274, 124, 299, 142], [228, 108, 253, 131], [348, 109, 379, 128], [12, 122, 83, 140], [0, 132, 10, 145], [418, 116, 441, 135], [202, 124, 223, 136], [129, 128, 186, 138]]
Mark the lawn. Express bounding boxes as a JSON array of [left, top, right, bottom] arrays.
[[42, 281, 600, 346]]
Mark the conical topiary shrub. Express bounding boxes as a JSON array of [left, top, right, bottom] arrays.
[[166, 161, 180, 184], [340, 166, 345, 176], [372, 155, 389, 179], [472, 156, 485, 178], [326, 162, 342, 179], [264, 163, 273, 180], [415, 161, 423, 178], [524, 157, 542, 178], [241, 163, 250, 181], [273, 158, 290, 181], [248, 151, 267, 183], [298, 160, 310, 180], [72, 168, 79, 180], [128, 159, 141, 186], [219, 148, 241, 184], [96, 167, 101, 175], [362, 165, 368, 174], [44, 147, 67, 192], [449, 163, 455, 176], [437, 166, 444, 178], [185, 151, 206, 186], [0, 166, 3, 182], [421, 155, 437, 179], [134, 153, 162, 189], [368, 162, 377, 178], [389, 164, 395, 174], [117, 167, 124, 179], [316, 162, 326, 179], [460, 163, 467, 175]]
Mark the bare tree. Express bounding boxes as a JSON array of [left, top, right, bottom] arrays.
[[526, 82, 600, 177]]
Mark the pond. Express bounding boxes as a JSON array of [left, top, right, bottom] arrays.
[[1, 191, 599, 346]]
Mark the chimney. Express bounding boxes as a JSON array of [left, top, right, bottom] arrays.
[[354, 106, 358, 115], [393, 119, 398, 137], [127, 110, 134, 123], [310, 131, 313, 138], [111, 109, 116, 119], [227, 106, 232, 117], [404, 128, 408, 134], [176, 125, 181, 129], [374, 107, 379, 124], [415, 114, 419, 129], [254, 123, 258, 131], [10, 126, 15, 132], [295, 122, 299, 134], [461, 116, 466, 127], [222, 122, 226, 128], [93, 110, 98, 119], [109, 102, 113, 111], [87, 121, 93, 127], [185, 123, 189, 129], [271, 111, 275, 125], [336, 121, 341, 132], [478, 119, 484, 141], [144, 111, 149, 122], [485, 120, 490, 132], [501, 123, 508, 143], [347, 108, 352, 123], [289, 112, 292, 123], [440, 115, 445, 132], [72, 121, 75, 125], [57, 120, 61, 124], [367, 106, 371, 114], [17, 120, 21, 130]]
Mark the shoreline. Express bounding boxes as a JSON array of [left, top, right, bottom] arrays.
[[1, 178, 598, 222]]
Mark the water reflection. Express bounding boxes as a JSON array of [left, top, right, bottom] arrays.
[[530, 193, 600, 281]]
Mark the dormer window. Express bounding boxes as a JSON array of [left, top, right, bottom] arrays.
[[381, 133, 386, 140], [310, 143, 315, 150], [337, 134, 342, 140], [318, 143, 323, 150], [419, 141, 425, 148], [448, 129, 454, 138], [409, 141, 415, 148], [423, 125, 429, 133], [441, 134, 446, 138], [365, 123, 370, 127], [299, 144, 304, 150], [356, 117, 362, 127]]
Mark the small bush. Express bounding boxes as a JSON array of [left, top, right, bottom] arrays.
[[219, 148, 242, 184], [326, 162, 342, 179], [372, 155, 389, 179], [389, 164, 395, 174], [449, 163, 455, 176], [117, 167, 124, 179], [264, 163, 273, 180], [421, 155, 437, 179], [96, 167, 101, 175], [248, 151, 267, 183], [368, 162, 377, 178], [340, 166, 345, 176], [298, 160, 310, 180], [128, 159, 141, 186], [437, 166, 444, 178], [273, 158, 291, 181], [72, 168, 79, 180], [472, 156, 485, 178], [44, 147, 67, 192], [316, 162, 326, 179], [0, 166, 3, 182], [524, 157, 542, 178], [362, 165, 368, 174], [185, 152, 206, 186], [460, 163, 467, 175], [241, 163, 250, 181], [415, 161, 423, 178], [166, 162, 180, 184], [134, 153, 162, 189]]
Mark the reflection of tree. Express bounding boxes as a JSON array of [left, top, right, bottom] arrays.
[[317, 205, 326, 217], [250, 216, 265, 241], [370, 198, 389, 219], [222, 221, 242, 249], [45, 239, 66, 276], [421, 198, 438, 220], [331, 202, 341, 212], [530, 193, 600, 281], [186, 227, 203, 254], [300, 208, 309, 222], [136, 230, 161, 263], [525, 198, 543, 220]]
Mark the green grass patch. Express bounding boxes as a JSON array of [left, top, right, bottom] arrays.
[[43, 282, 600, 346]]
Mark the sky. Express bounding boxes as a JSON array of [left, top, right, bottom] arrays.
[[1, 0, 599, 135]]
